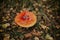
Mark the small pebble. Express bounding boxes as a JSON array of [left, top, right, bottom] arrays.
[[10, 38, 15, 40], [34, 37, 39, 40], [45, 34, 53, 40], [10, 7, 13, 10], [2, 23, 10, 28], [35, 8, 39, 11]]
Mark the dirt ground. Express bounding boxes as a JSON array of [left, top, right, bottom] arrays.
[[0, 0, 60, 40]]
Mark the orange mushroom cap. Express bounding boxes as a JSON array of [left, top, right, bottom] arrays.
[[14, 10, 37, 28]]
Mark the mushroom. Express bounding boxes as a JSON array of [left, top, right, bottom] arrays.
[[14, 10, 37, 28]]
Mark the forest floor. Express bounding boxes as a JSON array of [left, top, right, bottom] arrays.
[[0, 0, 60, 40]]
